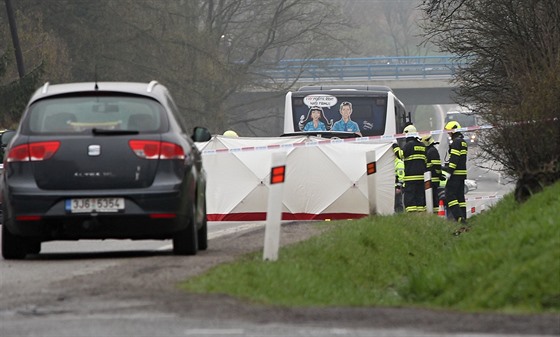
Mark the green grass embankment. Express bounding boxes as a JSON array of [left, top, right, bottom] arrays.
[[181, 181, 560, 313]]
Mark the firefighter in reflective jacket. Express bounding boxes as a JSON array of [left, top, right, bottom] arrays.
[[402, 125, 427, 212], [443, 121, 468, 223], [394, 156, 405, 212], [422, 134, 443, 213]]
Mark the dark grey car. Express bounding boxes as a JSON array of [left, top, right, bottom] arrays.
[[1, 81, 211, 259]]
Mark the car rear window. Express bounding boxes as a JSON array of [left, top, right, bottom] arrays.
[[23, 95, 167, 134]]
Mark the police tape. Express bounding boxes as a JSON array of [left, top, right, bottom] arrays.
[[201, 116, 558, 156], [466, 194, 505, 215], [401, 124, 493, 140], [465, 194, 503, 202], [200, 136, 383, 155], [200, 125, 491, 156]]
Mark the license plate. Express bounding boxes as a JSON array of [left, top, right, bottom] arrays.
[[65, 198, 125, 213]]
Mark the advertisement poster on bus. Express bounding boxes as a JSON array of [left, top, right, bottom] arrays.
[[291, 93, 389, 137]]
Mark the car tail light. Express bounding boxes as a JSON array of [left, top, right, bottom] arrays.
[[16, 215, 42, 221], [149, 213, 176, 219], [7, 141, 61, 162], [128, 140, 185, 160]]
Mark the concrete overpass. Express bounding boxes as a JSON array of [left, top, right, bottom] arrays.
[[227, 56, 462, 136], [288, 77, 458, 106], [261, 55, 462, 106], [387, 78, 457, 106]]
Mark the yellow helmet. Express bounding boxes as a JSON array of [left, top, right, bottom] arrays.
[[421, 135, 435, 146], [444, 121, 461, 131], [223, 130, 238, 137], [403, 124, 417, 134]]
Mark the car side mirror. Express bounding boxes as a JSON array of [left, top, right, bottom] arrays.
[[0, 130, 15, 147], [192, 127, 212, 142]]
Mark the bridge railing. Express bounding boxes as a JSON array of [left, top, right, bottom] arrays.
[[262, 55, 465, 81]]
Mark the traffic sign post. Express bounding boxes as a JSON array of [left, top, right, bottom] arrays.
[[424, 171, 433, 213], [263, 152, 287, 261], [365, 150, 377, 215]]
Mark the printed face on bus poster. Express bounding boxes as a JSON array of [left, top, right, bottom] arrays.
[[293, 94, 388, 137]]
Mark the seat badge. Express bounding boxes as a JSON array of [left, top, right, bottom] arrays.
[[88, 144, 101, 156]]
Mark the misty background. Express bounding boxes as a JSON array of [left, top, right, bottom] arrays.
[[0, 0, 438, 136]]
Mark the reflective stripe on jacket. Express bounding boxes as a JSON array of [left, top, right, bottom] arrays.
[[395, 157, 405, 187], [403, 137, 426, 182], [445, 133, 468, 178], [426, 144, 442, 183]]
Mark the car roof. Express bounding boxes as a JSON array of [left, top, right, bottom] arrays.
[[28, 81, 168, 104]]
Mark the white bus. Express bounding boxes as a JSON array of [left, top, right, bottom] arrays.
[[283, 85, 410, 139]]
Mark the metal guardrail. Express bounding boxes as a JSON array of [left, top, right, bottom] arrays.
[[263, 55, 465, 81]]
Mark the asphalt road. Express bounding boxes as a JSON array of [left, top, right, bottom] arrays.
[[1, 221, 558, 337]]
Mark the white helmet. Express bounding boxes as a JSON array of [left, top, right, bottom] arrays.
[[421, 135, 435, 146], [403, 124, 417, 134], [223, 130, 238, 137]]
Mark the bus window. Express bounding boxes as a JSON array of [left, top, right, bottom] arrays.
[[285, 86, 406, 138]]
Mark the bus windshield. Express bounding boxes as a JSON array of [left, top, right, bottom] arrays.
[[290, 94, 389, 137]]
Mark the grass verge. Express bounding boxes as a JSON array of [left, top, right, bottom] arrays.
[[181, 181, 560, 313]]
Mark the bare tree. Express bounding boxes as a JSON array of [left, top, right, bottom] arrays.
[[177, 0, 353, 133], [420, 0, 560, 201], [0, 4, 70, 128], [32, 0, 351, 133], [337, 0, 434, 57]]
